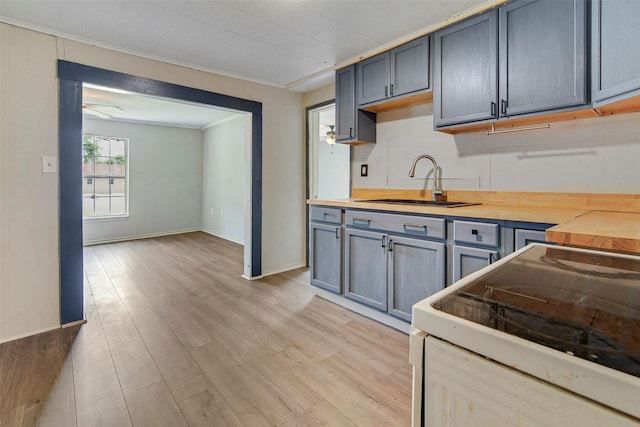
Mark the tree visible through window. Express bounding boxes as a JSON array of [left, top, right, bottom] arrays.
[[82, 135, 128, 218]]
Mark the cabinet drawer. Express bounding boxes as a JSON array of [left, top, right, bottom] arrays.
[[346, 210, 445, 240], [453, 220, 499, 247], [310, 206, 342, 224]]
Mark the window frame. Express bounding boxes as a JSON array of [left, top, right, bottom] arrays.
[[82, 134, 129, 220]]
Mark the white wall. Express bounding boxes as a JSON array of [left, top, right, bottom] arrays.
[[0, 24, 305, 342], [82, 119, 203, 244], [352, 103, 640, 194], [202, 116, 246, 244], [0, 26, 60, 341]]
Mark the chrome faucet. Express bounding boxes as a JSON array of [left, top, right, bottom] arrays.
[[408, 154, 444, 201]]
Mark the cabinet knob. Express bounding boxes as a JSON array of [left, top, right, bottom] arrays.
[[500, 99, 507, 116]]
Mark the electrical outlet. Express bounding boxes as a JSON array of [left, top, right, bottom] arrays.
[[42, 156, 57, 173], [360, 164, 368, 177]]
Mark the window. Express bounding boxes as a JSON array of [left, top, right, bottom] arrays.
[[82, 135, 128, 218]]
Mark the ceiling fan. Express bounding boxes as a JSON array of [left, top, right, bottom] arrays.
[[82, 103, 123, 119], [321, 123, 336, 145]]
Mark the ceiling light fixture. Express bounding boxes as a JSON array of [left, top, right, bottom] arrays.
[[326, 125, 336, 145]]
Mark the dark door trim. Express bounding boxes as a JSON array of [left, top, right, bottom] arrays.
[[57, 60, 263, 324]]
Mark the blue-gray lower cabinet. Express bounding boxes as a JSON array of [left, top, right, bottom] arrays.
[[344, 228, 388, 311], [452, 245, 499, 282], [452, 219, 500, 282], [514, 229, 547, 251], [309, 222, 342, 294], [344, 211, 446, 321], [388, 236, 445, 322]]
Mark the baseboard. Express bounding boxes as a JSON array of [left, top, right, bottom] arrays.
[[261, 262, 306, 278], [83, 228, 200, 246], [200, 228, 244, 245], [62, 319, 87, 328], [312, 287, 411, 334], [0, 325, 61, 345]]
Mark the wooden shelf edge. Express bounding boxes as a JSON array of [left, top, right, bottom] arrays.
[[359, 91, 433, 113], [435, 107, 600, 135], [336, 139, 375, 146], [595, 94, 640, 116]]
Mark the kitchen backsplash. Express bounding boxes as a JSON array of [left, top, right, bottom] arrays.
[[351, 104, 640, 194]]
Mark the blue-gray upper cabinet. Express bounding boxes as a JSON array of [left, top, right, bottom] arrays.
[[434, 0, 588, 128], [592, 0, 640, 106], [498, 0, 588, 117], [357, 35, 431, 107], [434, 11, 498, 127], [335, 65, 376, 144]]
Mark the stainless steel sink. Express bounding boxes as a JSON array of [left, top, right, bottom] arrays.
[[362, 199, 480, 208]]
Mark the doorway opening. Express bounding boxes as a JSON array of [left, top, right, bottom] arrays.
[[58, 60, 262, 325], [307, 102, 350, 201]]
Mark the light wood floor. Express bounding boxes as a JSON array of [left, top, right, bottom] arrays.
[[1, 232, 412, 426]]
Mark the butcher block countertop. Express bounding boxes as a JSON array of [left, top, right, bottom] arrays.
[[308, 189, 640, 253], [545, 211, 640, 254]]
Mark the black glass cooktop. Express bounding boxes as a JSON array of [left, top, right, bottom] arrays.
[[433, 245, 640, 377]]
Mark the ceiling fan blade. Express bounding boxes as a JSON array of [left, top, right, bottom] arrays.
[[83, 103, 123, 112], [83, 109, 112, 119]]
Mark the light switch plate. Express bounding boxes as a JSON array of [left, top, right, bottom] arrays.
[[42, 156, 57, 173], [360, 164, 368, 177]]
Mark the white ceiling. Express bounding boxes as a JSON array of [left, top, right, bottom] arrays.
[[82, 83, 243, 129], [1, 0, 491, 92], [2, 0, 493, 126]]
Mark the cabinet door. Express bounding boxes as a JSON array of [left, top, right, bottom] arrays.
[[390, 35, 430, 98], [499, 0, 587, 117], [344, 228, 387, 311], [309, 222, 342, 294], [357, 53, 390, 106], [452, 245, 499, 282], [335, 66, 356, 141], [388, 236, 445, 322], [592, 0, 640, 102], [514, 229, 547, 251], [434, 11, 498, 127]]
